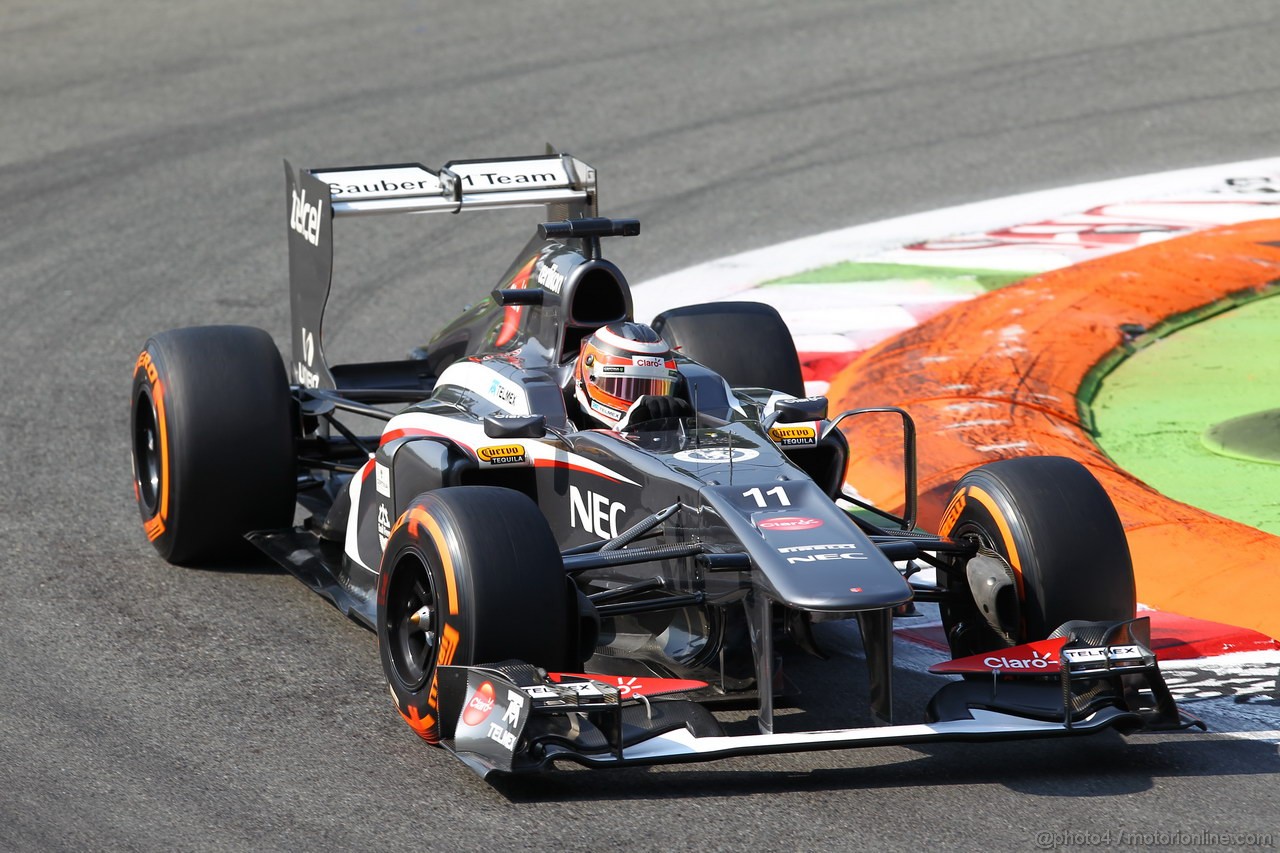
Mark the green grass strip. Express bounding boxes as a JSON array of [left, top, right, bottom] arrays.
[[1087, 288, 1280, 535], [766, 261, 1032, 292]]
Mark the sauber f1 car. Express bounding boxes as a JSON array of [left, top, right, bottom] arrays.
[[130, 150, 1200, 778]]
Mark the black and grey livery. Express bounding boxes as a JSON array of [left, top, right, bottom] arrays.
[[130, 150, 1200, 780]]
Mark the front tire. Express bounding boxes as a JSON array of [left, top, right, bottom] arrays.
[[376, 487, 575, 744], [937, 456, 1135, 658], [130, 325, 295, 565]]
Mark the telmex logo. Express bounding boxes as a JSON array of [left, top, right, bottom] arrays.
[[462, 681, 497, 727], [477, 444, 525, 464], [487, 378, 521, 408]]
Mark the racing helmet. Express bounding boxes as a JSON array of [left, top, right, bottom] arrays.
[[574, 322, 679, 427]]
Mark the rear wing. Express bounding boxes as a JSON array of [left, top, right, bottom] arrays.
[[284, 152, 597, 390]]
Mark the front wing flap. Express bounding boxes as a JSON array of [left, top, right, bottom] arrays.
[[433, 620, 1198, 778]]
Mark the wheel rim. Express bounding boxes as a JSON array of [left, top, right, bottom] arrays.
[[943, 522, 1016, 655], [384, 550, 439, 691], [133, 390, 161, 516]]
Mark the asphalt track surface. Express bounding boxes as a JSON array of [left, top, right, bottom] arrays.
[[4, 1, 1280, 849]]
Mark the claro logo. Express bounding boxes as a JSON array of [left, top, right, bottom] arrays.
[[290, 187, 323, 246], [983, 650, 1055, 670], [757, 516, 823, 532], [462, 681, 497, 727]]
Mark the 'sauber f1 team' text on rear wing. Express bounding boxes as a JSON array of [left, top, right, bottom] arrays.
[[283, 150, 596, 392]]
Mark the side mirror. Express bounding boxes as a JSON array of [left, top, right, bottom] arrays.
[[484, 414, 547, 439], [774, 396, 828, 423], [492, 287, 544, 307]]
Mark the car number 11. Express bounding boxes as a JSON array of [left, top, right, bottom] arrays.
[[743, 486, 790, 507]]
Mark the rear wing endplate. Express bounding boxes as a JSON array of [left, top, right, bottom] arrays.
[[284, 152, 596, 390]]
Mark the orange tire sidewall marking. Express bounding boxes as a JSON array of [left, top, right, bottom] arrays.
[[155, 377, 170, 522], [391, 502, 464, 743], [938, 488, 968, 535], [421, 622, 461, 741], [964, 484, 1025, 600], [398, 704, 434, 739], [134, 350, 170, 541], [939, 483, 1026, 600], [397, 621, 462, 743], [406, 505, 459, 616]]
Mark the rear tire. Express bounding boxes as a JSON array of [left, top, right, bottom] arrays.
[[376, 487, 574, 744], [652, 301, 804, 396], [130, 325, 295, 565], [937, 456, 1135, 658]]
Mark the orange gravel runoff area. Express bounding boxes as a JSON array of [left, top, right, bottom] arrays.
[[830, 218, 1280, 640]]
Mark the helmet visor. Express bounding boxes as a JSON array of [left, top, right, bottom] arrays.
[[594, 374, 675, 403]]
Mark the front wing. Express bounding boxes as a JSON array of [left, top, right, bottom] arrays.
[[433, 621, 1201, 778]]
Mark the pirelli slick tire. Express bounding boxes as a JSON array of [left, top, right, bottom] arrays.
[[130, 325, 295, 565], [376, 487, 573, 745], [651, 301, 804, 397], [937, 456, 1135, 658]]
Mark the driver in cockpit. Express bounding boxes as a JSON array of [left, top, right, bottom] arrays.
[[569, 322, 691, 430]]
